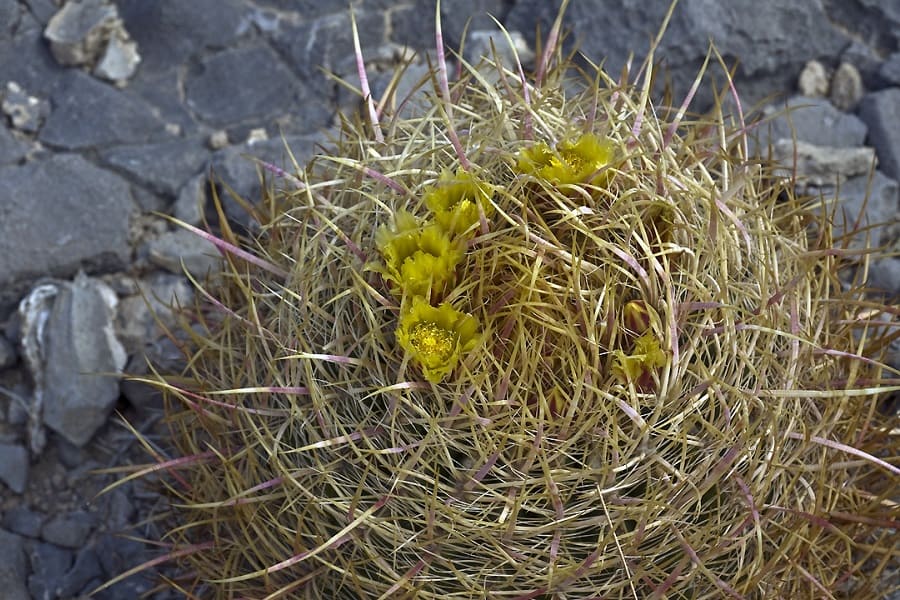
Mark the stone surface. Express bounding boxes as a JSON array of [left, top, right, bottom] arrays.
[[1, 507, 45, 539], [798, 60, 828, 97], [210, 134, 322, 226], [772, 139, 876, 186], [173, 173, 208, 225], [0, 529, 29, 600], [866, 258, 900, 300], [0, 442, 29, 493], [2, 81, 50, 133], [145, 229, 221, 278], [0, 0, 21, 32], [819, 171, 899, 249], [40, 70, 163, 149], [23, 0, 58, 25], [40, 511, 95, 549], [117, 0, 247, 72], [0, 123, 28, 165], [58, 545, 103, 598], [880, 52, 900, 86], [759, 95, 868, 152], [115, 272, 194, 354], [274, 9, 384, 83], [0, 334, 17, 368], [185, 44, 305, 127], [100, 138, 209, 198], [0, 154, 134, 312], [26, 540, 73, 599], [859, 87, 900, 180], [43, 0, 119, 66], [39, 273, 127, 447], [830, 62, 864, 111], [0, 12, 61, 98], [508, 0, 852, 108]]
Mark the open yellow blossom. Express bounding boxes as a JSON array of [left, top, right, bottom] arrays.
[[612, 331, 667, 391], [396, 297, 480, 383], [517, 133, 615, 186], [374, 211, 464, 299], [423, 170, 494, 236]]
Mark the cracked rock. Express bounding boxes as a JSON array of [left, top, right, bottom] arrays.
[[44, 0, 119, 66], [36, 273, 127, 447], [0, 442, 29, 493]]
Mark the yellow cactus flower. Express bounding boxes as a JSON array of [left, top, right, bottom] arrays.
[[612, 331, 667, 391], [517, 133, 615, 186], [423, 170, 494, 236], [623, 300, 652, 337], [396, 297, 480, 383], [374, 211, 464, 299]]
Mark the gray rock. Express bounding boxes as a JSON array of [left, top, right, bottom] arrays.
[[798, 60, 828, 97], [105, 488, 136, 529], [0, 12, 60, 99], [115, 272, 193, 354], [23, 0, 58, 25], [760, 96, 868, 151], [0, 334, 16, 368], [2, 81, 50, 133], [145, 229, 221, 278], [127, 67, 198, 134], [58, 546, 103, 598], [818, 171, 899, 250], [121, 333, 186, 414], [95, 533, 155, 595], [93, 32, 141, 83], [211, 134, 322, 226], [0, 154, 134, 313], [880, 52, 900, 86], [465, 29, 534, 69], [26, 540, 73, 599], [0, 0, 21, 33], [40, 70, 163, 149], [43, 0, 119, 66], [0, 123, 29, 164], [39, 273, 127, 447], [859, 87, 900, 180], [772, 139, 876, 186], [116, 0, 247, 72], [0, 442, 29, 493], [391, 0, 509, 53], [1, 507, 45, 538], [99, 137, 209, 198], [866, 258, 900, 300], [830, 62, 864, 111], [173, 173, 208, 225], [507, 0, 851, 110], [40, 511, 95, 549], [185, 44, 304, 127], [0, 529, 29, 600]]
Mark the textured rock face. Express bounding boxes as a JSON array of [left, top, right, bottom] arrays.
[[505, 0, 889, 108], [0, 154, 135, 312], [39, 273, 127, 447]]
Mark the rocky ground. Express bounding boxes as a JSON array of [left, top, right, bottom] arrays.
[[0, 0, 898, 598]]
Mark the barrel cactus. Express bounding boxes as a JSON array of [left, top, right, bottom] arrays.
[[110, 2, 899, 598]]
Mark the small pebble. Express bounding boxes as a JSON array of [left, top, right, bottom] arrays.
[[208, 130, 229, 150], [830, 62, 863, 111], [798, 60, 828, 97]]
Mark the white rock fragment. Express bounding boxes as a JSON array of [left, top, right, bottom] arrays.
[[2, 82, 50, 133], [798, 60, 829, 97], [246, 128, 268, 145], [44, 0, 141, 84], [773, 138, 876, 186], [93, 33, 141, 83], [208, 130, 229, 150], [830, 62, 863, 112]]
